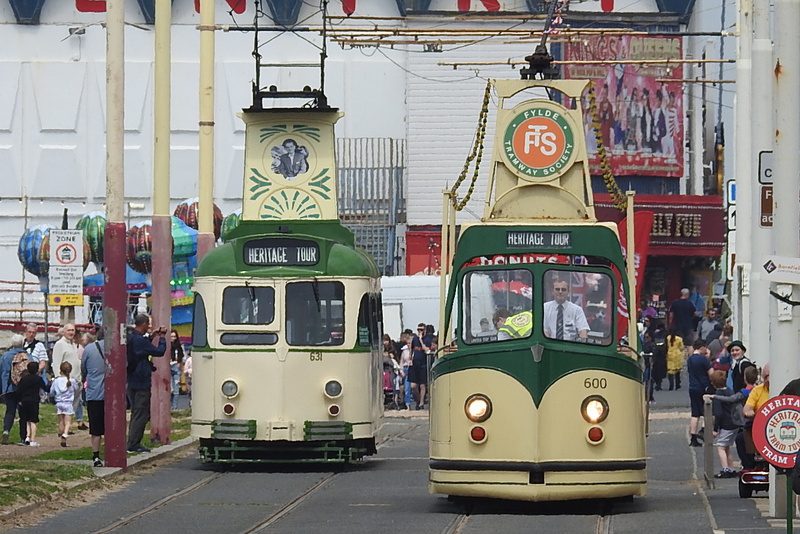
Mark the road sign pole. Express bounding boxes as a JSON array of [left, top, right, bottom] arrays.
[[734, 0, 753, 346], [769, 0, 800, 518]]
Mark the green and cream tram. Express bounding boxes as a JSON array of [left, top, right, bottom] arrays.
[[191, 109, 383, 463], [429, 78, 647, 501]]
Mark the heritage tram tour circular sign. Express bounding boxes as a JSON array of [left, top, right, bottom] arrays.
[[501, 101, 577, 180], [752, 395, 800, 469]]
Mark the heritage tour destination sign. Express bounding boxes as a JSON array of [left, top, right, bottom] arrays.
[[752, 395, 800, 469], [502, 101, 576, 179], [244, 238, 320, 267], [506, 231, 572, 249]]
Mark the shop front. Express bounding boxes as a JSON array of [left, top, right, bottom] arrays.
[[594, 193, 725, 319]]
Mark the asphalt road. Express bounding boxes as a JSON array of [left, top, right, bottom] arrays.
[[5, 389, 784, 534]]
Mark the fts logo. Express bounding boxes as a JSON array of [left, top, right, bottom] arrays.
[[503, 103, 575, 178]]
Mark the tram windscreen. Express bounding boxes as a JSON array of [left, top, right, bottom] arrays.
[[542, 270, 613, 345], [462, 269, 533, 344], [285, 281, 345, 346], [222, 286, 275, 325]]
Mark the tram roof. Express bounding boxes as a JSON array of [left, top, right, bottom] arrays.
[[453, 222, 625, 269], [196, 220, 380, 278]]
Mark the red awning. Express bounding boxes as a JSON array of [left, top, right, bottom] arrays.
[[594, 193, 724, 257]]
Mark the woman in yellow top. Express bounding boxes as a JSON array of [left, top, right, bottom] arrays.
[[666, 329, 685, 390]]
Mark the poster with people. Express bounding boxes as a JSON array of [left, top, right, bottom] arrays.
[[563, 35, 684, 178]]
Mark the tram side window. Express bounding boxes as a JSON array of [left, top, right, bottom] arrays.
[[542, 270, 613, 345], [462, 269, 533, 344], [286, 282, 345, 346], [192, 294, 208, 348], [357, 294, 371, 347], [222, 287, 275, 325]]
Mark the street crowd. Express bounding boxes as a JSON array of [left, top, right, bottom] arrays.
[[382, 323, 437, 411], [0, 314, 191, 467]]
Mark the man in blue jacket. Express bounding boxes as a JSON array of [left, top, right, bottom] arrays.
[[126, 313, 166, 453], [0, 334, 27, 445]]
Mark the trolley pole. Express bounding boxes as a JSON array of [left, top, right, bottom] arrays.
[[734, 0, 753, 346], [197, 0, 216, 260], [103, 0, 128, 469], [150, 0, 173, 444], [769, 0, 800, 518], [748, 0, 773, 401]]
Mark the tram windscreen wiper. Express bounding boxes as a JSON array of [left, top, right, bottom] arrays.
[[312, 278, 321, 313]]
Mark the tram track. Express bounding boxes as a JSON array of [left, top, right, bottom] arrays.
[[87, 420, 423, 534]]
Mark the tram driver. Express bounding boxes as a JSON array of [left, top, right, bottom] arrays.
[[543, 279, 590, 342]]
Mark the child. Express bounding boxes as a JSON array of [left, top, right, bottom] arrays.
[[704, 369, 748, 478], [50, 361, 76, 447], [707, 365, 757, 470], [16, 361, 45, 446]]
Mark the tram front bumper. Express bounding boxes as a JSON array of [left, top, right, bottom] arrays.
[[429, 461, 646, 501]]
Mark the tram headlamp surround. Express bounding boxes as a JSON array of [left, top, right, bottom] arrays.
[[465, 394, 492, 423], [581, 395, 609, 424], [221, 380, 239, 398], [324, 380, 343, 399]]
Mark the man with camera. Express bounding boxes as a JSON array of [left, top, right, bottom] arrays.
[[126, 313, 167, 453]]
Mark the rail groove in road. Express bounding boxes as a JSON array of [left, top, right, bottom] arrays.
[[239, 474, 336, 534], [88, 472, 225, 534], [442, 513, 470, 534]]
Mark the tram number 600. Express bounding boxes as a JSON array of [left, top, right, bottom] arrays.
[[584, 378, 607, 389], [309, 351, 323, 362]]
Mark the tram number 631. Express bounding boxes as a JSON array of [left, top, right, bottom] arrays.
[[584, 377, 607, 389], [309, 351, 323, 362]]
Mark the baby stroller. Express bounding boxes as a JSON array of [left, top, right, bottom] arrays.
[[383, 358, 399, 410]]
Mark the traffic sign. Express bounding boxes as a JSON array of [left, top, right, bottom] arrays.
[[726, 231, 736, 282], [726, 180, 736, 205], [48, 229, 84, 301], [726, 205, 736, 231], [758, 151, 773, 184], [760, 185, 773, 227], [762, 255, 800, 285], [753, 395, 800, 469]]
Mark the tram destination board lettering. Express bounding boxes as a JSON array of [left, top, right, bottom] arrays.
[[506, 231, 571, 249], [244, 238, 320, 266]]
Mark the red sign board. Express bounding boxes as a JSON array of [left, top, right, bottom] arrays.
[[406, 230, 441, 275], [753, 395, 800, 469]]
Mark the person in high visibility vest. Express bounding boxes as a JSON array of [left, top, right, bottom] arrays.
[[497, 310, 533, 341]]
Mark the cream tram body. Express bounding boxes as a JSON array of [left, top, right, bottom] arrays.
[[429, 222, 647, 500], [190, 221, 384, 463]]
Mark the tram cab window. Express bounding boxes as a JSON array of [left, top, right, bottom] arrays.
[[222, 286, 275, 325], [286, 281, 345, 346], [192, 294, 208, 348], [542, 270, 613, 345], [462, 269, 533, 344]]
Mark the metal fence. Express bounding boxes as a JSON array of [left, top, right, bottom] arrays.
[[337, 138, 406, 275]]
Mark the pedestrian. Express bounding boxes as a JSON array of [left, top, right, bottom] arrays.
[[52, 324, 83, 433], [22, 323, 48, 398], [668, 288, 696, 345], [711, 365, 757, 470], [399, 331, 413, 409], [738, 364, 771, 469], [51, 361, 76, 447], [0, 334, 27, 445], [666, 328, 684, 390], [727, 340, 755, 392], [650, 322, 667, 391], [126, 313, 167, 453], [687, 339, 713, 447], [169, 329, 184, 411], [704, 369, 743, 478], [707, 323, 733, 361], [183, 350, 192, 407], [409, 322, 431, 410], [81, 329, 106, 467], [696, 308, 721, 345], [16, 361, 45, 447]]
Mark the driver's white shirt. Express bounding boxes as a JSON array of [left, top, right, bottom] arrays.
[[543, 300, 590, 341]]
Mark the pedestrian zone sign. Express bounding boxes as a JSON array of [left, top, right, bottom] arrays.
[[47, 229, 84, 307], [753, 395, 800, 469]]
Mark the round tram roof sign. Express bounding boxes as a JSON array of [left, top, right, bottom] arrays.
[[752, 394, 800, 469], [502, 100, 576, 180]]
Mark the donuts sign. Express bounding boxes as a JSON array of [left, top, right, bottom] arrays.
[[753, 395, 800, 469]]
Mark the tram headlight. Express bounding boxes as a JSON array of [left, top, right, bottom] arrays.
[[464, 394, 492, 423], [221, 380, 239, 398], [581, 395, 609, 424], [324, 380, 343, 399]]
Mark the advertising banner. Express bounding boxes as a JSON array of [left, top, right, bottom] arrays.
[[563, 36, 684, 178]]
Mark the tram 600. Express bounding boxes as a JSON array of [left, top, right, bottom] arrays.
[[429, 78, 647, 501]]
